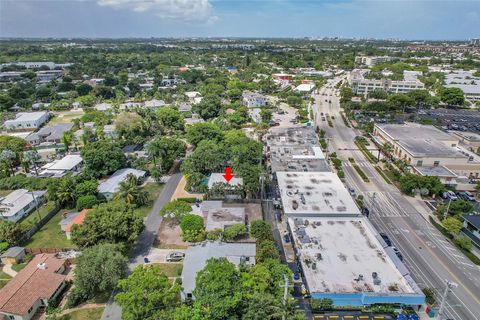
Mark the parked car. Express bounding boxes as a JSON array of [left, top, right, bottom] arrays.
[[392, 247, 403, 261], [166, 252, 185, 262], [459, 191, 475, 201], [443, 190, 458, 201], [348, 188, 356, 197], [379, 232, 392, 246]]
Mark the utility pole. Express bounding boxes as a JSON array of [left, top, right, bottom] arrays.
[[444, 198, 452, 218], [31, 190, 41, 221], [280, 274, 294, 320], [436, 280, 457, 320]]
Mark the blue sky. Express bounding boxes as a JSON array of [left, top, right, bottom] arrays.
[[0, 0, 479, 39]]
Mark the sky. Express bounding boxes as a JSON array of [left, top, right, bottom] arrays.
[[0, 0, 479, 40]]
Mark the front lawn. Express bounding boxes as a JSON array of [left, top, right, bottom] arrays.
[[0, 270, 12, 289], [67, 307, 105, 320], [25, 209, 75, 249], [134, 183, 164, 218], [154, 263, 183, 277], [19, 202, 56, 229]]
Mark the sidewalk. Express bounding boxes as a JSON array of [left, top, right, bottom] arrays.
[[2, 264, 17, 277]]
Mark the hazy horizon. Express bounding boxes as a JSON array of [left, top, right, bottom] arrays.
[[0, 0, 479, 40]]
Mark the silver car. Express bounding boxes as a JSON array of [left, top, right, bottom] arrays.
[[166, 252, 185, 262]]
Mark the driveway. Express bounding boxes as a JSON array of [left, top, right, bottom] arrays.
[[145, 248, 186, 263]]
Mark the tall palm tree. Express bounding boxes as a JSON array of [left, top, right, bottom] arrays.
[[115, 174, 148, 207], [146, 138, 166, 172], [23, 150, 40, 175]]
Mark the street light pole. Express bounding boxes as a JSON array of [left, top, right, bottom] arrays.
[[444, 198, 452, 219], [436, 280, 457, 320], [280, 274, 294, 320]]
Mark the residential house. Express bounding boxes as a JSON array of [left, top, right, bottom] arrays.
[[0, 189, 46, 222], [195, 201, 246, 232], [144, 99, 166, 109], [59, 209, 88, 240], [242, 91, 267, 108], [39, 154, 83, 178], [185, 92, 203, 105], [98, 168, 147, 199], [94, 102, 113, 111], [181, 242, 256, 300], [207, 173, 244, 200], [178, 102, 192, 113], [25, 123, 73, 146], [0, 247, 25, 265], [0, 254, 68, 320], [3, 112, 49, 131]]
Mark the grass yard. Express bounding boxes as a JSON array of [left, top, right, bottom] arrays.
[[49, 111, 84, 125], [19, 202, 56, 229], [154, 263, 183, 277], [0, 189, 12, 197], [25, 209, 75, 249], [67, 307, 105, 320], [0, 270, 12, 289], [135, 183, 164, 218]]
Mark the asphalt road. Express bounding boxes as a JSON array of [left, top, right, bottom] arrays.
[[101, 164, 183, 320], [312, 77, 480, 320]]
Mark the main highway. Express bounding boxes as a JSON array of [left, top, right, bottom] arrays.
[[311, 77, 480, 320]]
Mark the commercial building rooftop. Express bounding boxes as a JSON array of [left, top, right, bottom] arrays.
[[265, 126, 330, 173], [375, 123, 455, 143], [277, 171, 360, 217], [397, 138, 466, 158], [288, 217, 418, 296], [413, 165, 457, 178]]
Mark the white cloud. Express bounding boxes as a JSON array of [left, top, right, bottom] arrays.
[[96, 0, 217, 23]]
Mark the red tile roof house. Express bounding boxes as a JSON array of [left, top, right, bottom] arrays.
[[0, 254, 68, 320]]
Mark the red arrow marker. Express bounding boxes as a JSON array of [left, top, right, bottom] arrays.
[[223, 166, 234, 182]]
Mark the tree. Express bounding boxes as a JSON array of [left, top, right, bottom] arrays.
[[0, 136, 28, 156], [260, 108, 273, 124], [448, 199, 474, 216], [76, 195, 99, 211], [0, 149, 17, 176], [442, 217, 463, 235], [47, 175, 77, 207], [193, 258, 243, 320], [438, 87, 465, 106], [22, 150, 40, 175], [193, 95, 222, 120], [454, 236, 473, 251], [242, 293, 283, 320], [115, 173, 149, 207], [256, 240, 280, 262], [76, 83, 93, 96], [81, 140, 126, 178], [74, 179, 98, 198], [115, 265, 181, 320], [115, 112, 147, 144], [223, 223, 247, 241], [160, 200, 192, 220], [185, 122, 223, 147], [156, 107, 184, 133], [250, 220, 273, 242], [68, 243, 127, 306], [180, 213, 205, 242], [71, 200, 143, 247], [62, 131, 74, 152], [0, 220, 23, 244], [146, 137, 186, 173]]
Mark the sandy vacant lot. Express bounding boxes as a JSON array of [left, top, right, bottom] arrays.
[[156, 219, 189, 249]]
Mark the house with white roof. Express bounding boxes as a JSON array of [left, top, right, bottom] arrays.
[[40, 154, 83, 177], [94, 102, 113, 111], [3, 112, 49, 131], [185, 92, 203, 105], [295, 83, 316, 93], [242, 91, 267, 108], [0, 189, 46, 222], [98, 168, 147, 199], [144, 99, 166, 109]]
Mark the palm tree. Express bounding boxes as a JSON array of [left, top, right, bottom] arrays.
[[23, 150, 40, 175], [146, 138, 166, 172], [62, 131, 73, 152], [115, 174, 148, 207]]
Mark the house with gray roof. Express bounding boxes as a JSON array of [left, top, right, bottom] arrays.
[[181, 242, 256, 300], [0, 189, 46, 222], [98, 168, 146, 199], [26, 123, 73, 146]]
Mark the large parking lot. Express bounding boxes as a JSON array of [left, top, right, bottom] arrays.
[[420, 108, 480, 132]]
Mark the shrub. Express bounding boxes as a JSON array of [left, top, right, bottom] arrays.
[[454, 236, 473, 251], [0, 241, 9, 252], [337, 170, 345, 179], [160, 200, 192, 220], [207, 228, 222, 240], [250, 220, 273, 242], [422, 288, 436, 306], [256, 240, 279, 262], [76, 195, 99, 211], [180, 214, 205, 242], [223, 224, 247, 241]]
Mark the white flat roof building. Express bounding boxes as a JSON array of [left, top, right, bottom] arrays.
[[196, 201, 246, 231], [3, 112, 49, 131], [207, 173, 243, 189], [288, 216, 424, 306], [276, 171, 360, 217], [40, 154, 83, 177], [295, 83, 316, 93]]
